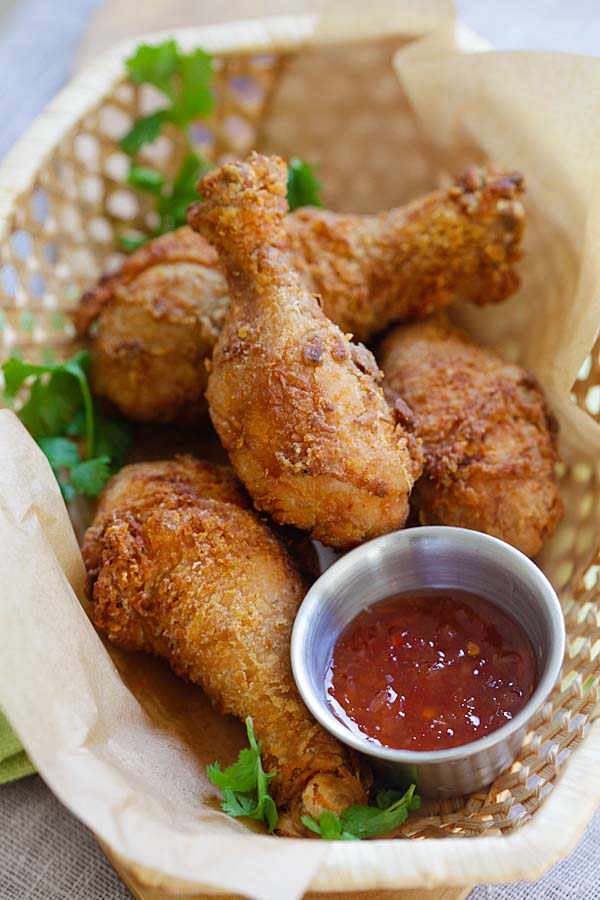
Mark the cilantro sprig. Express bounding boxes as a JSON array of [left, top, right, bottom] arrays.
[[2, 352, 130, 502], [302, 784, 420, 841], [207, 717, 419, 840], [119, 40, 323, 250], [119, 40, 215, 251], [207, 717, 278, 833], [123, 40, 214, 145]]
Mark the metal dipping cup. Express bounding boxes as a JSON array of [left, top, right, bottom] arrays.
[[291, 526, 565, 799]]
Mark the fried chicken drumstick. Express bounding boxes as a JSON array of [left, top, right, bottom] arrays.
[[73, 228, 228, 423], [193, 152, 422, 548], [83, 457, 367, 835], [280, 165, 525, 341], [74, 166, 524, 425], [378, 317, 563, 557]]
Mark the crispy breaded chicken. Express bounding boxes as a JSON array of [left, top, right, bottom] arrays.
[[193, 153, 422, 549], [378, 317, 563, 557], [75, 166, 524, 425], [83, 457, 368, 835], [73, 228, 228, 424], [282, 166, 525, 341]]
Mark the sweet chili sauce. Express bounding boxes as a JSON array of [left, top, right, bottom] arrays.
[[326, 590, 537, 752]]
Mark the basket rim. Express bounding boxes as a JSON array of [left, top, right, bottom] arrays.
[[0, 13, 318, 233], [0, 8, 458, 230], [1, 13, 599, 894]]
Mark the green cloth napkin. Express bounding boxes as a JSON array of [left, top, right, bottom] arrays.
[[0, 711, 35, 784]]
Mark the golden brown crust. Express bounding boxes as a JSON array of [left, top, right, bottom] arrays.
[[93, 454, 249, 518], [195, 153, 422, 548], [73, 227, 219, 335], [74, 228, 228, 424], [77, 167, 524, 426], [285, 166, 525, 341], [378, 317, 563, 557], [83, 457, 367, 834]]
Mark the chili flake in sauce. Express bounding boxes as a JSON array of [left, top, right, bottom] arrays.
[[326, 590, 536, 752]]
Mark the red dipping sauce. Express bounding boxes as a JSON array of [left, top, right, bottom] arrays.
[[326, 590, 537, 752]]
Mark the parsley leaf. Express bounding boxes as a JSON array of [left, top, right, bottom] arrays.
[[118, 39, 323, 250], [207, 717, 278, 833], [301, 783, 418, 841], [70, 456, 112, 496], [3, 352, 94, 451], [1, 352, 131, 502], [2, 352, 87, 399], [173, 48, 214, 124], [158, 152, 212, 233], [375, 785, 421, 811], [120, 111, 168, 155], [127, 164, 167, 194], [287, 157, 322, 211], [118, 233, 147, 253], [94, 416, 131, 468], [38, 436, 81, 469], [120, 153, 212, 250], [125, 39, 179, 98], [119, 40, 215, 249]]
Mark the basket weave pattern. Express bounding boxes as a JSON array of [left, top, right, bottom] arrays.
[[1, 25, 599, 845]]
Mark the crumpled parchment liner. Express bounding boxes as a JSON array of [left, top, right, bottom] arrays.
[[393, 27, 600, 585], [0, 410, 331, 900]]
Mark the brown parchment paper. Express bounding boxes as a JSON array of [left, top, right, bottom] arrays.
[[0, 411, 330, 900], [392, 27, 600, 583], [1, 2, 600, 897]]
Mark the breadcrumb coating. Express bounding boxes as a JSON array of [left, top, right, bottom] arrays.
[[83, 456, 367, 835], [284, 166, 525, 341], [75, 166, 524, 425], [378, 317, 563, 557], [194, 152, 422, 548], [73, 228, 228, 424]]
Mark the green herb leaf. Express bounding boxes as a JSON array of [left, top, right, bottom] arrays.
[[94, 417, 132, 469], [38, 436, 81, 469], [2, 352, 130, 502], [119, 39, 324, 253], [207, 749, 264, 794], [157, 152, 212, 233], [173, 48, 214, 123], [59, 480, 76, 504], [118, 233, 148, 252], [121, 40, 214, 153], [118, 40, 215, 249], [318, 810, 346, 840], [262, 794, 279, 833], [301, 784, 418, 841], [207, 717, 278, 833], [220, 789, 260, 818], [287, 157, 322, 211], [301, 814, 322, 836], [127, 164, 166, 194], [2, 352, 91, 444], [2, 356, 66, 399], [344, 783, 417, 839], [375, 785, 420, 811], [120, 111, 168, 154], [125, 40, 179, 97], [70, 456, 112, 496], [67, 410, 131, 473], [301, 811, 357, 841]]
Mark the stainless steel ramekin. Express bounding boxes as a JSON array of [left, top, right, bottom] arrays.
[[291, 526, 565, 799]]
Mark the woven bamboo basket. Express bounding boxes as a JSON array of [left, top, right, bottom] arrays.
[[1, 11, 600, 896]]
